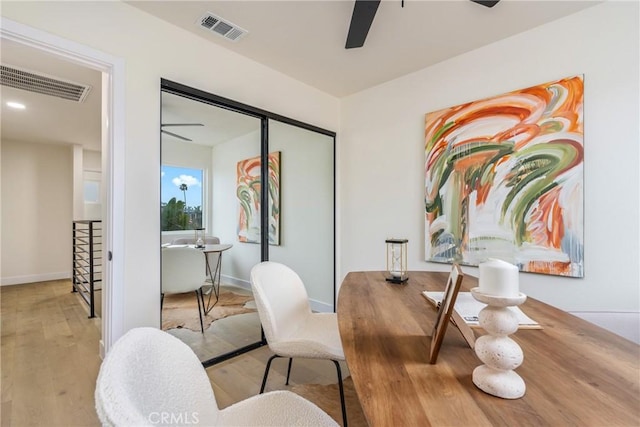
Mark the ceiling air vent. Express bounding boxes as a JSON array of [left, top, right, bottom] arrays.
[[197, 12, 248, 42], [0, 64, 92, 102]]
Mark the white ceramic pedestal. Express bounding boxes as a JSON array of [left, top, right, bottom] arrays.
[[471, 287, 527, 399]]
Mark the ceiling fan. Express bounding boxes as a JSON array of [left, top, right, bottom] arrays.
[[345, 0, 501, 49], [161, 123, 204, 142]]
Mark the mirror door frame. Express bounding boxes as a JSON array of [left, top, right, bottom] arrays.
[[161, 79, 336, 366]]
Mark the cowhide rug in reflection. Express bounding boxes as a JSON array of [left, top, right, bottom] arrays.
[[161, 291, 255, 332]]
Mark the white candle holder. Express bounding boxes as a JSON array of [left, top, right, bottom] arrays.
[[471, 287, 527, 399]]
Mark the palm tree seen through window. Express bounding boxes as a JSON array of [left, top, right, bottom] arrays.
[[161, 165, 204, 231]]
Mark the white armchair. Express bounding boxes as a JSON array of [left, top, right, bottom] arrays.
[[250, 261, 348, 427], [161, 246, 207, 333], [170, 236, 220, 245], [95, 327, 339, 426]]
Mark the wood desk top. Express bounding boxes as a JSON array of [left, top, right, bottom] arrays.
[[337, 271, 639, 427]]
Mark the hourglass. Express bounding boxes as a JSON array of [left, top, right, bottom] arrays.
[[194, 228, 205, 248], [385, 239, 408, 283]]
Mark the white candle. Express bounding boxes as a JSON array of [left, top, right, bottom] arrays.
[[478, 259, 519, 297]]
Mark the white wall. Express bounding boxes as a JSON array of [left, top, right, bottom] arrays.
[[83, 150, 102, 220], [73, 148, 102, 221], [339, 1, 639, 342], [72, 145, 84, 220], [269, 121, 335, 310], [83, 150, 101, 171], [1, 140, 73, 285], [211, 124, 335, 311], [212, 130, 262, 286], [0, 1, 340, 332]]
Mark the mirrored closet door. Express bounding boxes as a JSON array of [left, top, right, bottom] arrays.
[[161, 88, 263, 364], [268, 120, 335, 311], [160, 80, 335, 366]]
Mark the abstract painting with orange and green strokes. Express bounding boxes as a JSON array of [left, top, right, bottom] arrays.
[[425, 75, 584, 277], [237, 151, 280, 245]]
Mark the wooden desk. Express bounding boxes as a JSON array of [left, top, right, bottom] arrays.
[[337, 271, 639, 426]]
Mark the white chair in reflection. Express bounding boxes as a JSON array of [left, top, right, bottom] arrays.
[[161, 246, 207, 333], [95, 327, 339, 427], [170, 236, 220, 245], [250, 261, 348, 427], [170, 236, 221, 283], [170, 236, 223, 312]]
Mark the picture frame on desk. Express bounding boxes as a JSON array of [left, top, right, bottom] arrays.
[[429, 264, 464, 364]]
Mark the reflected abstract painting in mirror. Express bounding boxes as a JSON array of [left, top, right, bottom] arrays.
[[424, 75, 584, 277], [237, 151, 281, 245]]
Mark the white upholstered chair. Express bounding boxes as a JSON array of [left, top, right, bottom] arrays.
[[95, 327, 338, 427], [170, 236, 220, 245], [250, 261, 348, 427], [170, 236, 222, 293], [161, 246, 207, 333]]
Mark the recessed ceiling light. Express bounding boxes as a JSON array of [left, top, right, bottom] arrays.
[[6, 101, 26, 110]]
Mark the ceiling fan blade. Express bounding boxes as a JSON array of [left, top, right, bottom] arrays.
[[345, 0, 381, 49], [470, 0, 500, 8], [161, 123, 204, 127], [161, 129, 192, 142]]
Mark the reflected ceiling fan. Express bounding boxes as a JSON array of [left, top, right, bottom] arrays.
[[345, 0, 501, 49], [161, 123, 204, 142]]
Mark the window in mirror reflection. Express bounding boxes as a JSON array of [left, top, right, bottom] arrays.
[[161, 165, 204, 231]]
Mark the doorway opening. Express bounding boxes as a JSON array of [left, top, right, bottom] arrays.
[[1, 17, 125, 356]]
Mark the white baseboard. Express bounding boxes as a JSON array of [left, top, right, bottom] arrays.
[[309, 299, 334, 313], [1, 272, 71, 286], [570, 311, 640, 344], [221, 274, 335, 313], [221, 274, 251, 291]]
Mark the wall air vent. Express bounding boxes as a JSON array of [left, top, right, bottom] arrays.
[[197, 12, 248, 42], [0, 64, 92, 102]]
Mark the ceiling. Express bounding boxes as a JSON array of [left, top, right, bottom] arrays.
[[0, 0, 599, 152], [0, 39, 102, 151], [162, 91, 260, 145], [129, 0, 599, 97]]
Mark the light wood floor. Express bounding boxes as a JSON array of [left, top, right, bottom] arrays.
[[1, 280, 102, 426], [1, 280, 352, 426]]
